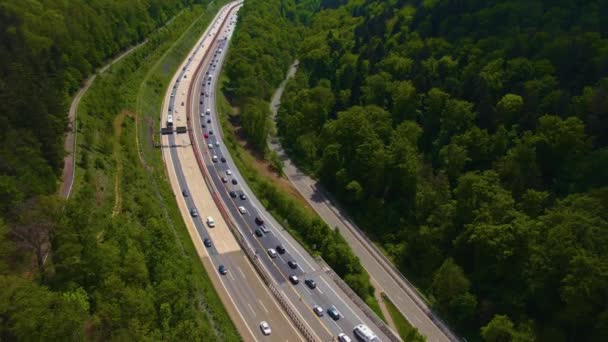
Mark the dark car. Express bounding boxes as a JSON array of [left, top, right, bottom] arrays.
[[202, 124, 206, 128], [239, 193, 247, 200], [221, 157, 226, 163], [288, 260, 298, 269], [255, 229, 263, 237], [190, 208, 199, 217], [204, 238, 212, 247], [207, 119, 211, 123], [231, 179, 238, 185], [327, 306, 340, 321], [209, 130, 213, 135], [218, 265, 227, 275], [276, 245, 286, 254], [221, 177, 227, 183], [182, 189, 189, 197], [229, 191, 237, 198], [305, 279, 317, 289], [255, 216, 264, 226]]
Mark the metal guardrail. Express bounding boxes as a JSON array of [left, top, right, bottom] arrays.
[[184, 3, 317, 341], [315, 186, 460, 341], [315, 257, 402, 342]]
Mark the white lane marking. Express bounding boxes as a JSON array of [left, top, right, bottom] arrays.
[[229, 271, 235, 281], [320, 277, 366, 325], [247, 303, 256, 317], [258, 299, 269, 313], [238, 266, 246, 279], [332, 320, 341, 330], [318, 288, 324, 295]]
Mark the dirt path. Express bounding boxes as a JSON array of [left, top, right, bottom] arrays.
[[112, 111, 130, 216], [58, 40, 147, 199]]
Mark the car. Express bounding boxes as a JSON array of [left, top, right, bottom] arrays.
[[218, 265, 227, 275], [259, 321, 271, 336], [255, 229, 263, 237], [212, 155, 218, 162], [305, 279, 317, 289], [206, 108, 211, 115], [276, 245, 286, 254], [190, 208, 198, 217], [221, 157, 226, 163], [313, 305, 324, 317], [238, 206, 247, 214], [208, 143, 213, 149], [327, 306, 341, 321], [231, 178, 238, 185], [337, 333, 351, 342], [215, 141, 220, 147], [209, 130, 213, 135], [204, 133, 209, 139], [204, 238, 212, 247], [229, 191, 237, 198], [205, 92, 209, 97], [267, 248, 277, 258], [260, 225, 270, 234], [254, 216, 264, 226], [239, 193, 247, 200], [221, 177, 228, 183], [288, 260, 298, 269], [206, 216, 215, 227], [289, 275, 299, 285], [182, 189, 189, 197], [181, 101, 184, 106], [226, 170, 232, 175], [207, 119, 211, 123], [202, 124, 206, 128]]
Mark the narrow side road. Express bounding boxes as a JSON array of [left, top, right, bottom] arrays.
[[268, 62, 458, 342], [59, 40, 147, 199]]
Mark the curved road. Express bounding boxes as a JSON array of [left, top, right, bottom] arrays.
[[188, 9, 397, 342], [160, 2, 303, 340], [59, 39, 147, 199]]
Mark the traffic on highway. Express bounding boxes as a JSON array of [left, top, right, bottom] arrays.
[[184, 6, 395, 342]]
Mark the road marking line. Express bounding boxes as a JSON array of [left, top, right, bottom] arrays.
[[247, 303, 256, 317], [238, 266, 246, 279], [258, 299, 269, 313]]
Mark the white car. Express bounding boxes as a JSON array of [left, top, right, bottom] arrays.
[[259, 321, 271, 336], [206, 217, 215, 228], [267, 248, 277, 258], [215, 141, 220, 147], [226, 170, 232, 175], [338, 333, 352, 342], [238, 206, 247, 214], [212, 155, 218, 162], [208, 143, 213, 149]]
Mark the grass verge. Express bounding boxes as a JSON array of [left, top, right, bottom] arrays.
[[382, 293, 426, 341], [72, 1, 239, 339]]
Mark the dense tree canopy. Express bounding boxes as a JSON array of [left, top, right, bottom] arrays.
[[263, 0, 608, 340]]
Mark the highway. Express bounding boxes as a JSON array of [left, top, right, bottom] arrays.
[[185, 5, 397, 342], [160, 2, 303, 340]]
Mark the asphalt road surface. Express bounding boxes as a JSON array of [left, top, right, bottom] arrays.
[[160, 2, 303, 340], [186, 9, 396, 342]]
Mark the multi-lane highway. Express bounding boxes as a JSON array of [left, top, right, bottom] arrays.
[[160, 2, 303, 340], [182, 4, 396, 342]]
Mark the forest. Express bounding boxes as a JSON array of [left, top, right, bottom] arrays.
[[0, 0, 239, 339], [226, 0, 608, 340]]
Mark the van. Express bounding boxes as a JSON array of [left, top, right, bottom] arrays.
[[353, 324, 378, 342]]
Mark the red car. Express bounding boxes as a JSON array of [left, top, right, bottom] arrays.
[[204, 133, 209, 139]]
